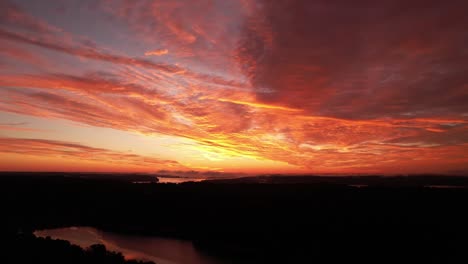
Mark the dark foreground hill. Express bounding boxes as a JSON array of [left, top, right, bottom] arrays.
[[1, 172, 468, 263], [203, 174, 468, 187]]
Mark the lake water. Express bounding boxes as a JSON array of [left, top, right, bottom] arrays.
[[34, 227, 228, 264]]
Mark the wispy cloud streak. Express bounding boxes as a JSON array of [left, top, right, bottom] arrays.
[[0, 137, 183, 169]]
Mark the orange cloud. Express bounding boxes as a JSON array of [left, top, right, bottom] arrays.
[[0, 137, 184, 171], [145, 49, 169, 56], [216, 98, 302, 112], [1, 70, 467, 174], [0, 124, 46, 132]]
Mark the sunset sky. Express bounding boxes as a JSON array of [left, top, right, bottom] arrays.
[[0, 0, 467, 175]]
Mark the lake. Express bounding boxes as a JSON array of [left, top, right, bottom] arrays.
[[34, 227, 229, 264]]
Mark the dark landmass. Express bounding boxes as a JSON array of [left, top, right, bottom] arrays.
[[4, 233, 154, 264], [203, 174, 468, 187], [1, 172, 160, 183], [2, 172, 468, 263]]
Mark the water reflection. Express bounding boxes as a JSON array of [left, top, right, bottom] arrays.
[[34, 227, 227, 264]]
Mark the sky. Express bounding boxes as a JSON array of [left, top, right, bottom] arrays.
[[0, 0, 467, 175]]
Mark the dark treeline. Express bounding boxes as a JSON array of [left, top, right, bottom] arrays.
[[3, 233, 154, 264], [1, 172, 468, 263], [1, 172, 160, 183], [204, 174, 468, 186]]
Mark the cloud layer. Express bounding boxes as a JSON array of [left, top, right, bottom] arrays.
[[238, 0, 468, 119], [0, 0, 467, 174], [0, 137, 183, 171]]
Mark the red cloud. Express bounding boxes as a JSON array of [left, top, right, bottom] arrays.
[[0, 29, 181, 73], [237, 0, 468, 119], [0, 0, 60, 34]]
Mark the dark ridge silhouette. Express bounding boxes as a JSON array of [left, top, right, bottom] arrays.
[[1, 172, 468, 263], [0, 172, 159, 183], [3, 232, 154, 264], [202, 174, 468, 187]]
